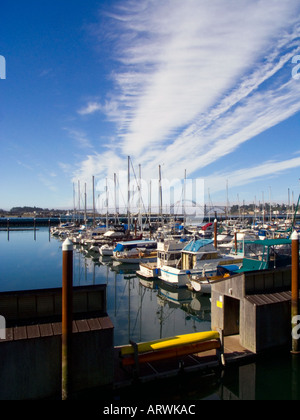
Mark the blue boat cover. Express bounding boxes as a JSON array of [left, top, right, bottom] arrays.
[[180, 238, 189, 243], [183, 239, 213, 252], [114, 243, 124, 252]]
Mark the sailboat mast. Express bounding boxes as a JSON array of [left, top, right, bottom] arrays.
[[159, 165, 163, 225], [78, 180, 80, 223], [84, 183, 87, 225], [183, 169, 187, 227], [92, 175, 95, 227], [127, 156, 130, 233], [114, 173, 117, 225], [106, 177, 109, 231], [139, 164, 142, 232], [73, 182, 76, 222]]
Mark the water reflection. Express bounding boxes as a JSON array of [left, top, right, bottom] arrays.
[[199, 350, 300, 401], [0, 228, 212, 347], [101, 261, 212, 346], [2, 228, 300, 400]]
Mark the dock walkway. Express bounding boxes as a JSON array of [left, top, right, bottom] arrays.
[[113, 335, 255, 389]]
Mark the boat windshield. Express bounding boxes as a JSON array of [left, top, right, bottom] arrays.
[[238, 240, 292, 264]]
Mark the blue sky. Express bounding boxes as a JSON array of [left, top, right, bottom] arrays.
[[1, 0, 300, 212]]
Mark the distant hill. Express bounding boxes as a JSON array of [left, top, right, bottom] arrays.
[[10, 206, 48, 213]]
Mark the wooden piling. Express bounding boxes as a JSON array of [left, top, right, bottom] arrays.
[[62, 238, 73, 400], [214, 219, 218, 249], [33, 218, 36, 241], [234, 231, 238, 255], [291, 231, 300, 355]]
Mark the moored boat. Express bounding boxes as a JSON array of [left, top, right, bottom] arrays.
[[137, 236, 189, 279], [159, 239, 241, 287], [187, 265, 240, 294], [112, 239, 157, 264]]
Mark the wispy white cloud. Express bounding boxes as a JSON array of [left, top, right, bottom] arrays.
[[64, 128, 94, 149], [207, 156, 300, 194], [75, 0, 300, 200], [16, 160, 33, 171], [101, 0, 300, 157], [38, 173, 58, 193], [78, 101, 102, 115]]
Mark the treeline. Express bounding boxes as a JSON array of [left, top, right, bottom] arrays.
[[10, 206, 48, 213], [231, 203, 294, 214]]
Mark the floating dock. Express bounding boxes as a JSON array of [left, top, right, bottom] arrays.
[[113, 334, 255, 389]]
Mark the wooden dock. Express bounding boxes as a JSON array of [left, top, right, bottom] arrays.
[[113, 334, 255, 389], [0, 228, 39, 231]]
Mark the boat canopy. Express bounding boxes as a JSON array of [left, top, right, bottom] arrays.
[[114, 240, 156, 253], [183, 239, 214, 253], [243, 238, 291, 246], [217, 265, 240, 275]]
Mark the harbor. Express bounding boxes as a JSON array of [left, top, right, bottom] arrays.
[[0, 211, 299, 400], [3, 0, 300, 405]]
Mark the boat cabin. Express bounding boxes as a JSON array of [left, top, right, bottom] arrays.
[[114, 239, 156, 252], [236, 238, 291, 272], [181, 239, 220, 270]]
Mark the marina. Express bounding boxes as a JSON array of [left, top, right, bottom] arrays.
[[3, 0, 300, 404], [0, 214, 300, 400]]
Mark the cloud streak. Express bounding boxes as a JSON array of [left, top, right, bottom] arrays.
[[207, 156, 300, 194], [75, 0, 300, 200]]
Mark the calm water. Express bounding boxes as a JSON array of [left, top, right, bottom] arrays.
[[1, 227, 300, 400], [0, 228, 211, 346]]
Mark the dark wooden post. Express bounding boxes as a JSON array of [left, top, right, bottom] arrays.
[[214, 219, 218, 249], [234, 231, 238, 255], [291, 231, 300, 355], [62, 238, 73, 399]]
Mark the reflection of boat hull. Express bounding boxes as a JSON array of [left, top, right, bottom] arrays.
[[99, 245, 114, 256], [112, 255, 157, 264], [158, 286, 192, 305], [139, 278, 158, 289]]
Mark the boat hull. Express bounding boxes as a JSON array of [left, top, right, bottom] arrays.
[[189, 279, 212, 294], [159, 266, 197, 288], [112, 255, 157, 264], [137, 262, 160, 279]]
